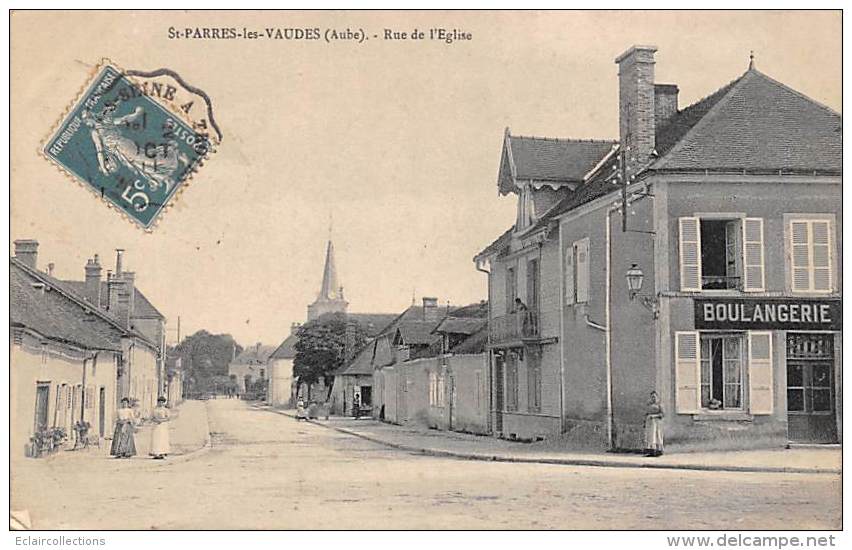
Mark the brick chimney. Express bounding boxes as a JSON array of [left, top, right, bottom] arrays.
[[14, 239, 38, 269], [654, 84, 679, 128], [85, 255, 103, 307], [422, 297, 439, 322], [122, 271, 136, 319], [107, 272, 132, 327], [615, 45, 658, 175]]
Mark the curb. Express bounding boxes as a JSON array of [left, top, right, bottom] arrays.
[[259, 406, 840, 475]]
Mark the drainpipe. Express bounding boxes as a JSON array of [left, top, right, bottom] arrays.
[[558, 223, 565, 433], [475, 259, 492, 435], [605, 206, 615, 449]]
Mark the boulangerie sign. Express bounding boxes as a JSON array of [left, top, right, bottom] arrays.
[[694, 298, 841, 331]]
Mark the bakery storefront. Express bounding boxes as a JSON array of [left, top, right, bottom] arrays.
[[692, 297, 842, 443]]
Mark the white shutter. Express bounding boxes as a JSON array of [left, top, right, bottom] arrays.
[[675, 331, 701, 414], [575, 238, 590, 303], [748, 332, 774, 415], [679, 217, 702, 291], [742, 218, 765, 292], [564, 245, 575, 304], [811, 220, 832, 292], [790, 221, 811, 291]]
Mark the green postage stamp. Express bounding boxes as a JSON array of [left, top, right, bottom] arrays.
[[42, 62, 220, 229]]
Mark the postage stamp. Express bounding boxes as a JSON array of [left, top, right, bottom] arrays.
[[43, 62, 218, 229]]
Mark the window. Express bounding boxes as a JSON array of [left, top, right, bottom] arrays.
[[789, 218, 833, 293], [675, 331, 773, 415], [437, 375, 445, 408], [526, 258, 539, 311], [474, 370, 482, 411], [679, 217, 764, 292], [505, 266, 517, 313], [505, 351, 519, 411], [700, 334, 744, 409], [565, 237, 590, 304], [527, 354, 541, 413]]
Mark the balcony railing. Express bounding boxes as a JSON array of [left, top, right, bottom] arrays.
[[489, 310, 540, 345]]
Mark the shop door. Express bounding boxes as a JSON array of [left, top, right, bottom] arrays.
[[786, 334, 837, 443]]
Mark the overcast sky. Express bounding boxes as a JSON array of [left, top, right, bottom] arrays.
[[11, 10, 841, 347]]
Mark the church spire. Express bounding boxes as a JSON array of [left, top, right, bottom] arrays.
[[318, 239, 341, 301], [307, 237, 348, 321]]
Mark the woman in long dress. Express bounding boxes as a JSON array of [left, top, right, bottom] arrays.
[[149, 396, 170, 459], [110, 397, 137, 458], [644, 391, 664, 457]]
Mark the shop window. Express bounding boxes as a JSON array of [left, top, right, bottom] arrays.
[[679, 217, 764, 292], [700, 334, 744, 409]]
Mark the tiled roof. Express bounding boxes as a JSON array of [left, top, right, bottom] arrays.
[[499, 134, 617, 194], [335, 341, 376, 376], [270, 333, 298, 360], [396, 321, 442, 346], [653, 69, 842, 173], [434, 317, 486, 336], [232, 344, 276, 365], [59, 280, 165, 319], [475, 225, 514, 260], [11, 262, 124, 351], [347, 313, 398, 338], [449, 326, 488, 355]]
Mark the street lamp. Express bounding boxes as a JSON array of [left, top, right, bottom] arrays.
[[626, 263, 659, 319]]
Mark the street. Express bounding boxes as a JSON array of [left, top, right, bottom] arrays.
[[12, 399, 841, 530]]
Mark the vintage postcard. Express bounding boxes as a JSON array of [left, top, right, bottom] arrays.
[[7, 8, 843, 540]]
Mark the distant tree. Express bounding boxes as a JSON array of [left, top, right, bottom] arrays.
[[172, 330, 242, 396], [293, 313, 368, 400]]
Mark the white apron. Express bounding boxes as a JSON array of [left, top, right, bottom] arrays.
[[150, 407, 170, 456]]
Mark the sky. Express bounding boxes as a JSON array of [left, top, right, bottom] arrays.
[[10, 10, 841, 347]]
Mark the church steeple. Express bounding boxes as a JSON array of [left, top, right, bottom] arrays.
[[318, 239, 341, 301], [307, 238, 349, 321]]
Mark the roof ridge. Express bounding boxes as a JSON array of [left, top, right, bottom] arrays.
[[749, 68, 841, 118], [653, 70, 749, 170], [510, 134, 617, 144], [10, 257, 157, 349]]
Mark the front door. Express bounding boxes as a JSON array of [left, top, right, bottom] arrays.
[[34, 383, 50, 432], [493, 353, 505, 434], [98, 387, 106, 437], [786, 334, 837, 443]]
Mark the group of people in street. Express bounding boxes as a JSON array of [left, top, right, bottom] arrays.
[[109, 396, 171, 460]]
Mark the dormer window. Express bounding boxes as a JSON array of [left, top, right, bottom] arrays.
[[515, 184, 536, 231]]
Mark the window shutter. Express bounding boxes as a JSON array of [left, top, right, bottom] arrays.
[[748, 332, 774, 415], [790, 221, 811, 291], [675, 331, 700, 414], [811, 220, 832, 292], [742, 218, 765, 292], [679, 217, 702, 291], [564, 245, 575, 304], [576, 238, 590, 303]]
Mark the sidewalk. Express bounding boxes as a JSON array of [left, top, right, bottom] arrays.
[[262, 406, 840, 474]]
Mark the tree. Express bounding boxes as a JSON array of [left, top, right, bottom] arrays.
[[171, 330, 242, 396], [293, 313, 368, 400]]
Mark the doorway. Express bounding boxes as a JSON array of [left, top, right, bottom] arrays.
[[34, 383, 50, 432], [786, 333, 837, 443], [493, 353, 505, 434], [98, 387, 107, 437]]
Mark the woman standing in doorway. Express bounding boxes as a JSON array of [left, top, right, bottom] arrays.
[[644, 391, 664, 457], [110, 397, 137, 458], [149, 396, 171, 459]]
